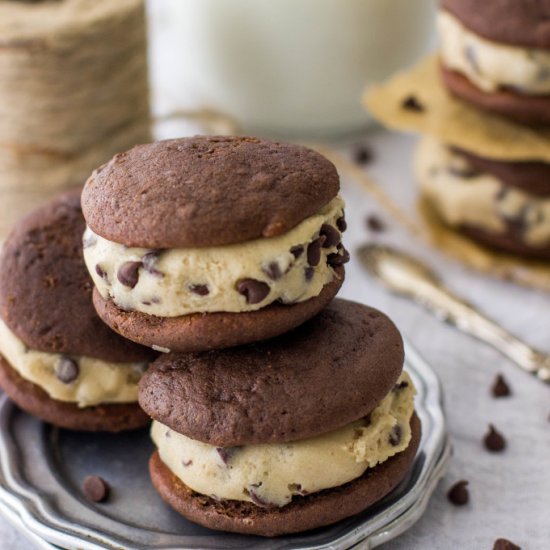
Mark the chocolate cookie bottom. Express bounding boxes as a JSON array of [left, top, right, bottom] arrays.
[[93, 266, 345, 353], [441, 64, 550, 126], [149, 413, 421, 537], [0, 355, 149, 432]]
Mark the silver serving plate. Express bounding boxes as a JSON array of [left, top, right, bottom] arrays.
[[0, 341, 450, 550]]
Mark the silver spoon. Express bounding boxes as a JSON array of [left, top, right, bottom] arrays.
[[357, 243, 550, 384]]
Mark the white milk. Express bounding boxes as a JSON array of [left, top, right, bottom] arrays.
[[149, 0, 435, 138]]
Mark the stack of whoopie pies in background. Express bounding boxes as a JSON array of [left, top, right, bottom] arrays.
[[78, 135, 421, 536], [0, 189, 156, 432], [418, 0, 550, 260]]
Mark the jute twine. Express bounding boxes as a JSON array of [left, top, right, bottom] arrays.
[[0, 0, 151, 236]]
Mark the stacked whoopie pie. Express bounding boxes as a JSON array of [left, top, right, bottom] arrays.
[[415, 0, 550, 259], [81, 135, 421, 536], [0, 189, 156, 431]]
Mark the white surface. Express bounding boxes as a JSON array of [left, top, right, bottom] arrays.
[[2, 130, 548, 549]]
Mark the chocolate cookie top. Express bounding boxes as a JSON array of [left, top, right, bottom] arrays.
[[139, 299, 404, 446], [81, 136, 340, 248], [0, 189, 154, 363], [441, 0, 550, 49]]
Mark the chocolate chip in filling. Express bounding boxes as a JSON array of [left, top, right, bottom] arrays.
[[307, 236, 326, 267], [55, 356, 79, 384], [142, 251, 165, 277], [189, 284, 210, 296], [290, 245, 304, 259], [236, 279, 270, 304], [262, 261, 283, 281], [320, 224, 340, 248], [389, 424, 402, 446], [117, 261, 142, 288]]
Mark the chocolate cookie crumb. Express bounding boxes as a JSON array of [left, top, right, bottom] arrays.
[[366, 214, 385, 232], [493, 538, 521, 550], [447, 480, 469, 506], [491, 374, 511, 398], [402, 95, 425, 112], [352, 145, 373, 165], [484, 424, 506, 452], [83, 475, 110, 503]]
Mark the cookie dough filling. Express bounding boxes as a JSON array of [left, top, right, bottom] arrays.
[[438, 11, 550, 94], [0, 319, 146, 408], [83, 196, 346, 317], [151, 372, 415, 508], [416, 137, 550, 247]]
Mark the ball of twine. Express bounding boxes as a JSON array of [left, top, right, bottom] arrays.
[[0, 0, 151, 235]]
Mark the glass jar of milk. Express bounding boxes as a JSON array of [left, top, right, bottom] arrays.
[[149, 0, 435, 138]]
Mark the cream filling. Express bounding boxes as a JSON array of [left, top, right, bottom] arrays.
[[415, 136, 550, 247], [83, 196, 345, 317], [0, 319, 146, 408], [438, 11, 550, 94], [151, 372, 415, 508]]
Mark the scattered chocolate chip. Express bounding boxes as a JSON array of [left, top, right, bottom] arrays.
[[327, 246, 350, 267], [288, 483, 308, 496], [362, 414, 372, 427], [307, 236, 326, 266], [366, 214, 385, 232], [182, 459, 193, 467], [236, 279, 270, 304], [402, 94, 425, 112], [55, 357, 79, 384], [492, 374, 511, 398], [394, 380, 409, 391], [189, 284, 209, 296], [336, 216, 347, 232], [484, 424, 506, 452], [246, 484, 271, 508], [447, 480, 469, 506], [165, 430, 171, 437], [216, 447, 239, 465], [493, 538, 521, 550], [448, 165, 480, 179], [262, 261, 283, 281], [389, 424, 402, 446], [304, 266, 315, 281], [320, 224, 340, 248], [352, 144, 373, 165], [142, 251, 164, 277], [290, 245, 304, 259], [117, 261, 142, 288], [82, 475, 109, 503], [95, 264, 106, 279]]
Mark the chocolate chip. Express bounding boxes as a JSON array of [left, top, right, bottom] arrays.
[[95, 264, 106, 279], [236, 279, 270, 304], [402, 95, 425, 112], [393, 380, 409, 391], [336, 216, 347, 232], [182, 459, 193, 467], [304, 266, 315, 281], [320, 224, 340, 248], [55, 357, 79, 384], [493, 538, 521, 550], [327, 246, 350, 267], [82, 475, 109, 503], [290, 245, 304, 259], [262, 261, 283, 281], [483, 424, 506, 452], [366, 214, 385, 232], [491, 374, 511, 398], [216, 447, 239, 465], [189, 284, 209, 296], [288, 483, 308, 496], [448, 165, 480, 179], [307, 236, 326, 266], [117, 261, 142, 288], [389, 424, 402, 446], [352, 144, 373, 165], [447, 480, 469, 506], [142, 251, 164, 277], [246, 484, 271, 508]]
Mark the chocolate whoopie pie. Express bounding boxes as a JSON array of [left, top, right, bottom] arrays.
[[438, 0, 550, 125], [82, 136, 348, 353], [139, 299, 421, 536], [0, 189, 156, 431], [415, 136, 550, 259]]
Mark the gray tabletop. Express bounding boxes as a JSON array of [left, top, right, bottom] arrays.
[[1, 131, 548, 549]]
